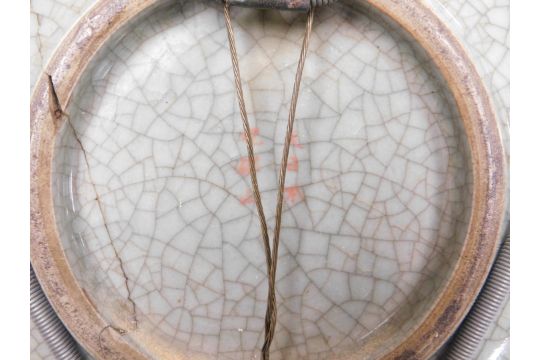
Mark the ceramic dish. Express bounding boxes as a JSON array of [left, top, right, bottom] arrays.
[[30, 0, 507, 359]]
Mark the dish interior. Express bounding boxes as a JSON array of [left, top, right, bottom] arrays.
[[52, 0, 472, 358]]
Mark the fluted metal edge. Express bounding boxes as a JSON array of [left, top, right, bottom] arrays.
[[444, 232, 510, 359], [31, 265, 84, 360]]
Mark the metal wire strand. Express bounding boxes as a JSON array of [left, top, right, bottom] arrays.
[[262, 8, 314, 359], [223, 4, 315, 359], [223, 0, 274, 291]]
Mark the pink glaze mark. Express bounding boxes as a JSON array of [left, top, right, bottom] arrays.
[[285, 186, 304, 206], [237, 155, 259, 176], [287, 155, 299, 172]]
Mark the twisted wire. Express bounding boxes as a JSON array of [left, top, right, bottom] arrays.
[[262, 9, 314, 359], [223, 4, 315, 358], [223, 2, 273, 283]]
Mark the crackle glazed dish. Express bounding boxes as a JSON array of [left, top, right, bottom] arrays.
[[30, 0, 507, 359]]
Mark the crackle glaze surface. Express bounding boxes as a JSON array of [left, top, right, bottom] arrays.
[[30, 0, 97, 88], [476, 298, 510, 360], [53, 1, 472, 358], [30, 319, 56, 360], [30, 0, 509, 359]]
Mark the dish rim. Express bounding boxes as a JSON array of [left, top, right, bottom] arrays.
[[30, 0, 507, 358]]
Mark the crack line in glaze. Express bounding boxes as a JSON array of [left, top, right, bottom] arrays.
[[48, 74, 139, 330]]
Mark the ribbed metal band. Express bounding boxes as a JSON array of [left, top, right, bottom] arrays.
[[445, 232, 510, 359], [30, 266, 84, 360]]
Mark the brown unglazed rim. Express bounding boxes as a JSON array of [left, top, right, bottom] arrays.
[[30, 0, 507, 359]]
